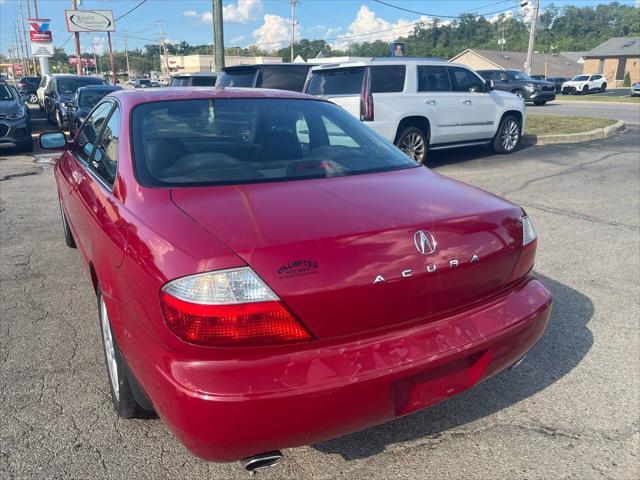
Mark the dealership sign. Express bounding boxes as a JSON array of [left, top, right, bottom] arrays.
[[32, 43, 54, 57], [28, 18, 53, 42], [65, 10, 115, 32], [69, 56, 97, 68]]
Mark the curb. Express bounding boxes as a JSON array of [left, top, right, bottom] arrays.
[[522, 120, 626, 146]]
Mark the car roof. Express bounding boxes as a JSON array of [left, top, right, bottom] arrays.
[[311, 58, 460, 70], [108, 86, 325, 109], [223, 63, 314, 71], [78, 85, 121, 91], [173, 72, 221, 77]]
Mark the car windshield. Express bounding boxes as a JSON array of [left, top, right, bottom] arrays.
[[79, 90, 111, 108], [0, 84, 16, 101], [507, 70, 534, 81], [131, 98, 417, 187], [58, 77, 105, 94], [217, 70, 257, 87], [571, 75, 590, 81]]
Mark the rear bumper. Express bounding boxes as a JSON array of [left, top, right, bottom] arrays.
[[128, 276, 551, 462]]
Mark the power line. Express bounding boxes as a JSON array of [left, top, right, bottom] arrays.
[[370, 0, 520, 19], [116, 0, 149, 21]]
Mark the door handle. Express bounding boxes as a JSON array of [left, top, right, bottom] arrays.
[[462, 100, 472, 105], [424, 100, 437, 105]]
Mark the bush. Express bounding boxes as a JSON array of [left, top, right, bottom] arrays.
[[623, 71, 631, 87]]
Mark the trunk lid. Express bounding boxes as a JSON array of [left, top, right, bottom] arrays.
[[171, 168, 524, 338]]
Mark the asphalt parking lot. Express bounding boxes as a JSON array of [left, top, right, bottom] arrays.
[[1, 107, 639, 479]]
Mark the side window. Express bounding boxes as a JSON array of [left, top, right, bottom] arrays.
[[417, 66, 452, 92], [370, 66, 406, 93], [322, 117, 359, 148], [75, 101, 113, 163], [90, 106, 120, 187], [260, 67, 310, 91], [448, 66, 484, 93]]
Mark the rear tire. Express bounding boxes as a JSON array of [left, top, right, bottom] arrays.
[[493, 115, 521, 154], [395, 126, 428, 164], [18, 137, 34, 153], [600, 83, 607, 93], [582, 85, 589, 95], [58, 199, 76, 248], [98, 290, 147, 419]]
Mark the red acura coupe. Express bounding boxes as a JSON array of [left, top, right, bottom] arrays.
[[41, 88, 551, 470]]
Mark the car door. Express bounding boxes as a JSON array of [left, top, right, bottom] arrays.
[[75, 102, 128, 270], [415, 64, 463, 144], [447, 66, 497, 141], [62, 101, 114, 253]]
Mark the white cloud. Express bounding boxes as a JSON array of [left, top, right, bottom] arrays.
[[489, 10, 514, 23], [229, 35, 246, 46], [224, 0, 262, 23], [186, 1, 261, 24], [92, 36, 105, 55], [308, 24, 343, 38], [253, 14, 297, 51], [331, 6, 427, 50]]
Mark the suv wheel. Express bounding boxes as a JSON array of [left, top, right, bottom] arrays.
[[582, 85, 589, 94], [493, 115, 521, 154], [28, 92, 38, 104], [512, 89, 525, 99], [396, 127, 428, 164], [600, 83, 607, 93], [98, 291, 147, 419], [534, 100, 547, 106], [55, 109, 67, 131]]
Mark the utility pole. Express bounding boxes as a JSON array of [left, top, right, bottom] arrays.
[[18, 0, 34, 75], [157, 22, 170, 78], [33, 0, 39, 18], [524, 0, 540, 74], [290, 0, 299, 62], [212, 0, 225, 70], [72, 0, 82, 75], [123, 29, 131, 82], [498, 23, 506, 52], [15, 20, 29, 76]]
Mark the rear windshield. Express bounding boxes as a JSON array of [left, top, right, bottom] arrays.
[[217, 70, 257, 87], [259, 66, 310, 91], [58, 77, 105, 94], [131, 98, 416, 187], [191, 76, 217, 87], [79, 90, 113, 108], [306, 68, 364, 95], [170, 77, 190, 87]]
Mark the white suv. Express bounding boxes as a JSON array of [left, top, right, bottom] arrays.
[[561, 74, 607, 95], [304, 59, 526, 164]]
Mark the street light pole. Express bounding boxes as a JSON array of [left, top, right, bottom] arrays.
[[72, 0, 82, 75], [524, 0, 540, 74], [290, 0, 298, 62], [212, 0, 225, 70]]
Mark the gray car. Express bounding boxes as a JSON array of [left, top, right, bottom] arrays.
[[0, 81, 33, 152], [477, 69, 556, 105]]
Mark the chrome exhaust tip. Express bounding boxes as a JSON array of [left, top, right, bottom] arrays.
[[241, 450, 283, 474], [509, 355, 526, 369]]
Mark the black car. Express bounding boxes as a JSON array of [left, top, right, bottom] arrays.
[[0, 81, 33, 152], [217, 63, 315, 92], [545, 77, 569, 93], [44, 74, 107, 130], [17, 76, 41, 104], [169, 72, 219, 87], [133, 78, 152, 88], [477, 69, 556, 105], [66, 85, 122, 135]]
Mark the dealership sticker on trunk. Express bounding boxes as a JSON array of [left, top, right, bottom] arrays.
[[277, 259, 319, 278]]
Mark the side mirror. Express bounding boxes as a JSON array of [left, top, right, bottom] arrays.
[[39, 132, 67, 150], [486, 79, 494, 92]]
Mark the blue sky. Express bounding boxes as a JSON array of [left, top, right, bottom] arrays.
[[1, 0, 638, 56]]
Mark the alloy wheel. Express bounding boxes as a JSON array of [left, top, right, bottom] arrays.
[[514, 90, 524, 98], [400, 133, 425, 163], [28, 93, 38, 104], [100, 297, 120, 402], [501, 119, 519, 152]]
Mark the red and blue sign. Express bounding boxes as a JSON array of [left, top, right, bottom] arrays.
[[28, 18, 53, 43]]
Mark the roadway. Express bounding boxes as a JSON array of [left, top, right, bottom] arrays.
[[533, 99, 640, 124]]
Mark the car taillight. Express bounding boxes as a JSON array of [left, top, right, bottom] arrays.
[[159, 267, 313, 347], [360, 67, 374, 121], [508, 213, 538, 282]]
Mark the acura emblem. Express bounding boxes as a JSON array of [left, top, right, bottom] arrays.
[[413, 230, 436, 255]]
